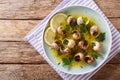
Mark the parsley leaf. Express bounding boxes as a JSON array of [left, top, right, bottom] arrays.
[[58, 63, 60, 65], [58, 50, 62, 55], [92, 51, 101, 60], [65, 24, 71, 31], [62, 57, 72, 65], [80, 23, 88, 33], [63, 39, 68, 45], [80, 22, 86, 27], [97, 33, 105, 42], [91, 42, 95, 48], [67, 14, 71, 18], [80, 66, 83, 68]]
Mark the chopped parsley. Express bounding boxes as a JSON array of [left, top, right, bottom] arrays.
[[67, 14, 71, 18], [91, 42, 95, 48], [58, 50, 62, 55], [65, 24, 72, 31], [92, 51, 101, 60], [80, 66, 83, 68], [63, 39, 68, 45], [58, 63, 61, 65], [96, 33, 105, 42], [80, 23, 88, 33], [62, 57, 73, 65]]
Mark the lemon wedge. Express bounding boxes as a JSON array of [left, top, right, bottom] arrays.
[[44, 27, 55, 46], [50, 13, 67, 33]]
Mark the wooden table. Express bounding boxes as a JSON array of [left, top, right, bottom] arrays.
[[0, 0, 120, 80]]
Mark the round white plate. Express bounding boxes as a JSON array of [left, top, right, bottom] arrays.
[[42, 6, 112, 74]]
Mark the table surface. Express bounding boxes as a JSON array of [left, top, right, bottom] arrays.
[[0, 0, 120, 80]]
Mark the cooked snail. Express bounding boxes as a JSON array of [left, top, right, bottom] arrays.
[[78, 40, 89, 50], [72, 30, 81, 40], [67, 39, 75, 49], [67, 16, 77, 26], [51, 40, 61, 50], [90, 25, 99, 37], [63, 47, 71, 56], [57, 26, 66, 35], [85, 55, 94, 64], [74, 53, 84, 62], [92, 41, 101, 51]]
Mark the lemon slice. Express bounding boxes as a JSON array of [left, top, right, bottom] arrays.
[[44, 27, 55, 46], [50, 13, 67, 33]]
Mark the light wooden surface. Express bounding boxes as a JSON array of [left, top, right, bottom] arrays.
[[0, 0, 120, 80]]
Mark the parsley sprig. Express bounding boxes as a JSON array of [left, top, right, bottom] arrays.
[[80, 23, 88, 33], [92, 51, 101, 60], [96, 33, 105, 42], [62, 57, 73, 65], [65, 24, 72, 32]]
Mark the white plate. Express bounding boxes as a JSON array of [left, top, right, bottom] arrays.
[[42, 6, 112, 74]]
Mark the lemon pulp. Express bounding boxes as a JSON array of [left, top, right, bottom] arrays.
[[44, 27, 55, 46], [50, 13, 67, 33]]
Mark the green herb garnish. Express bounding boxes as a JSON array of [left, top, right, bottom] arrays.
[[91, 42, 95, 48], [63, 39, 68, 45], [96, 33, 105, 42], [92, 51, 101, 60], [80, 66, 83, 68], [65, 24, 72, 31], [80, 23, 88, 33], [58, 63, 60, 65], [67, 14, 71, 18], [62, 57, 72, 65], [58, 50, 62, 55]]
